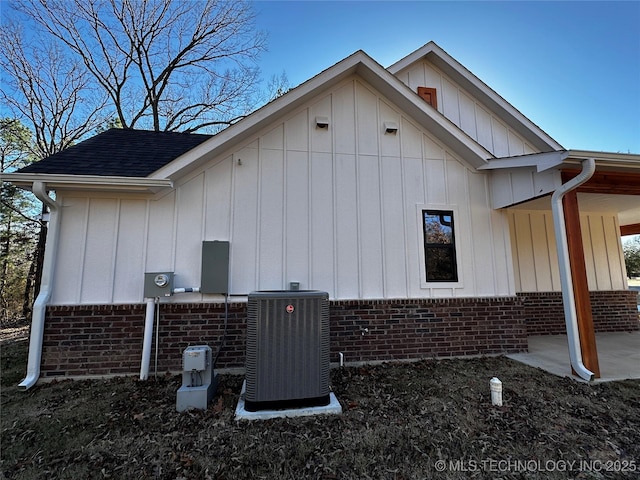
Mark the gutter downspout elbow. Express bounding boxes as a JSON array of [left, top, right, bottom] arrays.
[[550, 158, 596, 382], [19, 181, 60, 390]]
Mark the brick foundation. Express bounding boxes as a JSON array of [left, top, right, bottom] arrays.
[[39, 296, 527, 379], [328, 298, 526, 363], [37, 291, 638, 379], [518, 291, 639, 335]]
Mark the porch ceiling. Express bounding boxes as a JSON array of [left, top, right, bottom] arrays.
[[563, 169, 640, 228], [510, 193, 640, 227], [487, 150, 640, 229]]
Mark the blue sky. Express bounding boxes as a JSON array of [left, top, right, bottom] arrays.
[[254, 1, 640, 154]]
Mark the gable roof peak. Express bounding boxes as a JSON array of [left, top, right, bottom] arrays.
[[387, 41, 563, 152], [151, 44, 492, 179]]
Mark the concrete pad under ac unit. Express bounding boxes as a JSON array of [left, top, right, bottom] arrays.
[[234, 381, 342, 421]]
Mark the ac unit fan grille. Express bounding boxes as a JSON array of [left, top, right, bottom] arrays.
[[245, 291, 329, 411]]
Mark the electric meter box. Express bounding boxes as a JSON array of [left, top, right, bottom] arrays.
[[144, 272, 174, 298]]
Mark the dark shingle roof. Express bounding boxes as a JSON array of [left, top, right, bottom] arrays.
[[18, 128, 213, 177]]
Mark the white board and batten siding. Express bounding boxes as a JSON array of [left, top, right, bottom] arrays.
[[394, 60, 538, 158], [50, 76, 515, 305], [488, 167, 561, 210], [507, 209, 627, 292]]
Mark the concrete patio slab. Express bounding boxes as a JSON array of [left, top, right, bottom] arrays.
[[507, 331, 640, 383]]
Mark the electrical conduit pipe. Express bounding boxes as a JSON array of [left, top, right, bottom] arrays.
[[139, 287, 200, 380], [550, 157, 596, 382], [140, 298, 157, 380], [19, 182, 60, 390]]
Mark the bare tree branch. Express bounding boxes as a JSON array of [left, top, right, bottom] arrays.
[[0, 198, 42, 226], [12, 0, 267, 133], [0, 21, 109, 158]]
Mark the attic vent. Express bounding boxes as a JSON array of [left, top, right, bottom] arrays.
[[417, 87, 438, 109]]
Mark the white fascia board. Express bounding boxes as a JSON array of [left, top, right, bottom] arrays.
[[0, 172, 172, 193], [566, 150, 640, 169], [478, 151, 569, 172], [477, 149, 640, 174], [388, 42, 564, 153], [154, 49, 492, 180], [387, 41, 438, 74], [151, 52, 366, 180]]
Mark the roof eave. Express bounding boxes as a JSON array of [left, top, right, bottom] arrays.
[[563, 150, 640, 171], [150, 52, 365, 180], [152, 50, 492, 180], [0, 172, 173, 193], [478, 150, 640, 173]]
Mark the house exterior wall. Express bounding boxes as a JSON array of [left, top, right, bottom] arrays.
[[50, 75, 516, 305], [394, 60, 538, 157], [40, 297, 528, 378], [519, 291, 639, 334], [39, 290, 638, 379], [507, 209, 628, 292], [32, 74, 639, 381], [488, 167, 561, 209]]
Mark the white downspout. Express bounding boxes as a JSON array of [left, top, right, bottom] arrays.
[[140, 297, 157, 380], [550, 158, 596, 382], [19, 182, 60, 390], [139, 287, 199, 380]]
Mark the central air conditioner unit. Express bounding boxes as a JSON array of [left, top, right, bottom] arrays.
[[245, 290, 330, 412]]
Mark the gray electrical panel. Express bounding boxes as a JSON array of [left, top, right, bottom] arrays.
[[201, 241, 229, 294]]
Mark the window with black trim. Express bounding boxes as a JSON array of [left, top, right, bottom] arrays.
[[422, 209, 458, 282]]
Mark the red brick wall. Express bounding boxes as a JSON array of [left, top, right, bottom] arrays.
[[518, 291, 639, 335], [41, 303, 247, 378], [38, 292, 637, 379], [329, 298, 527, 363], [40, 297, 528, 379], [41, 304, 146, 377]]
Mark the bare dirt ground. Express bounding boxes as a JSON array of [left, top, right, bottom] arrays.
[[1, 327, 639, 480]]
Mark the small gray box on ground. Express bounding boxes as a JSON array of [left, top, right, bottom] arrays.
[[176, 375, 218, 412]]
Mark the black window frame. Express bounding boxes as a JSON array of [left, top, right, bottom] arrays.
[[422, 209, 458, 283]]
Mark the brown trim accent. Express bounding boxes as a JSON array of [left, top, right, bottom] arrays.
[[621, 223, 640, 236], [563, 190, 600, 378], [417, 86, 438, 109], [562, 170, 640, 195]]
